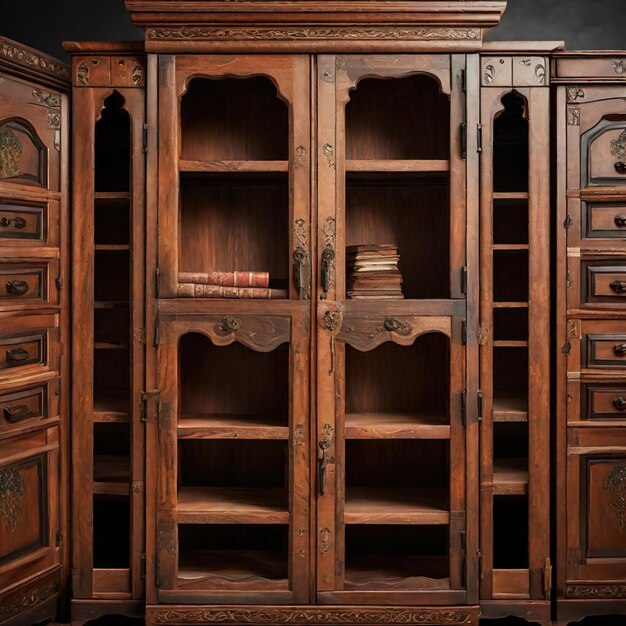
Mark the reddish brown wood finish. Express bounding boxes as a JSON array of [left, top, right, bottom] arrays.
[[0, 35, 69, 626]]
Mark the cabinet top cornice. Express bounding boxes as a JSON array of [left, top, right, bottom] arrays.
[[125, 0, 507, 52]]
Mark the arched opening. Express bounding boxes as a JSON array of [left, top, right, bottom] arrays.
[[0, 118, 46, 187]]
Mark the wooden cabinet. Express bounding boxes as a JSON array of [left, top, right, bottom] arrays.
[[556, 54, 626, 624], [0, 36, 69, 626]]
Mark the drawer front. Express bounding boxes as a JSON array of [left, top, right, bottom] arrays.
[[0, 199, 57, 247], [578, 260, 626, 306], [585, 203, 626, 239], [0, 379, 57, 431], [0, 314, 58, 381], [585, 333, 626, 368], [0, 260, 58, 308], [556, 57, 626, 81], [586, 384, 626, 420]]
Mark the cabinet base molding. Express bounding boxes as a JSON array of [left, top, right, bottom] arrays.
[[556, 598, 626, 624], [70, 599, 145, 625], [478, 600, 551, 625], [0, 566, 60, 626], [146, 605, 480, 626]]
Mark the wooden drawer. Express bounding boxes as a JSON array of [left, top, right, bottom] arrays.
[[570, 258, 626, 309], [556, 56, 626, 81], [0, 313, 58, 382], [569, 198, 626, 247], [0, 378, 58, 435], [585, 334, 626, 369], [587, 384, 626, 419], [0, 199, 58, 248], [0, 259, 59, 309]]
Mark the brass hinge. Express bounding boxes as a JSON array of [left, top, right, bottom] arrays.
[[141, 552, 147, 580], [460, 121, 467, 159], [564, 214, 573, 229], [141, 389, 161, 423], [143, 123, 149, 153], [155, 267, 160, 299], [562, 342, 571, 355], [477, 390, 483, 422], [55, 529, 62, 547], [461, 390, 467, 426], [461, 266, 468, 294], [477, 124, 483, 153], [543, 557, 552, 600], [55, 276, 63, 290]]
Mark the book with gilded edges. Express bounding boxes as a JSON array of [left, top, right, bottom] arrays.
[[177, 283, 287, 299], [178, 271, 270, 288]]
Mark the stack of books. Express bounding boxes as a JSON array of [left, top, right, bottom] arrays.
[[347, 244, 404, 300], [177, 272, 288, 299]]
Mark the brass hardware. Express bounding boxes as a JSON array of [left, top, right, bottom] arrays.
[[0, 126, 21, 179], [320, 217, 336, 300], [141, 390, 161, 423], [616, 215, 626, 228], [3, 404, 33, 423], [293, 247, 308, 297], [614, 343, 626, 356], [0, 467, 24, 532], [610, 280, 626, 294], [0, 216, 26, 229], [605, 464, 626, 529], [322, 309, 342, 374], [614, 396, 626, 411], [318, 439, 328, 496], [616, 162, 626, 174], [218, 316, 241, 334], [5, 280, 29, 296], [383, 317, 412, 336], [320, 247, 335, 299], [322, 143, 335, 169], [293, 218, 310, 300], [6, 348, 29, 364]]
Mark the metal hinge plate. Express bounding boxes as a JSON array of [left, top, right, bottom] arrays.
[[477, 390, 483, 422], [55, 276, 63, 290], [460, 121, 467, 159], [564, 214, 573, 229], [461, 266, 468, 294], [141, 389, 161, 423], [562, 342, 571, 355], [477, 124, 483, 153], [143, 123, 149, 153]]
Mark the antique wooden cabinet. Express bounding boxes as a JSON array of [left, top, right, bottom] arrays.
[[0, 37, 70, 626], [554, 52, 626, 625]]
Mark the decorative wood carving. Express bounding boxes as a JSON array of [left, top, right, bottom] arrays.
[[294, 424, 305, 447], [567, 584, 626, 599], [146, 26, 479, 42], [151, 608, 474, 625], [567, 87, 585, 102], [336, 315, 451, 351], [47, 111, 61, 129], [568, 106, 580, 126], [32, 89, 61, 108], [604, 463, 626, 529], [611, 129, 626, 172], [0, 576, 59, 621], [320, 527, 332, 555], [0, 39, 70, 82], [76, 61, 89, 86], [131, 62, 145, 85], [0, 467, 25, 531], [0, 126, 22, 178], [613, 59, 626, 76]]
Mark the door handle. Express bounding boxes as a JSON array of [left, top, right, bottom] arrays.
[[613, 396, 626, 411], [320, 247, 335, 298], [6, 347, 29, 364], [3, 404, 33, 423], [610, 280, 626, 294], [5, 280, 29, 296], [318, 439, 328, 496], [614, 343, 626, 356]]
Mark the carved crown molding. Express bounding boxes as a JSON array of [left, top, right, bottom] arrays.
[[567, 584, 626, 599], [150, 608, 474, 625], [0, 36, 70, 89]]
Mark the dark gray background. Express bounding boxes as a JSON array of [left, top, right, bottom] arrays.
[[1, 0, 626, 60]]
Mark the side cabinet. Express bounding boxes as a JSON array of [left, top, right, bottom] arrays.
[[68, 45, 147, 623], [555, 53, 626, 624], [0, 37, 69, 626], [478, 53, 552, 624]]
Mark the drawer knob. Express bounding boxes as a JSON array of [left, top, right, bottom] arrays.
[[614, 344, 626, 356], [3, 404, 33, 423], [6, 347, 29, 364], [613, 396, 626, 411], [610, 280, 626, 294], [5, 280, 29, 296], [0, 216, 26, 229], [616, 215, 626, 228], [616, 161, 626, 174]]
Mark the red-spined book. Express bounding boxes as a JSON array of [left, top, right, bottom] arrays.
[[177, 283, 287, 299], [178, 271, 270, 288]]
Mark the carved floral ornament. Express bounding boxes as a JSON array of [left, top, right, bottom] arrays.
[[146, 26, 479, 42], [0, 467, 25, 532], [605, 463, 626, 529], [0, 125, 22, 179], [0, 41, 70, 80]]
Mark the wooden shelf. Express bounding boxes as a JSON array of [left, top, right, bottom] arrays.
[[94, 455, 130, 483], [493, 341, 528, 348], [178, 549, 288, 590], [345, 412, 449, 440], [493, 459, 528, 495], [93, 393, 130, 422], [178, 414, 289, 440], [492, 244, 529, 251], [345, 555, 449, 591], [176, 487, 288, 524], [94, 192, 130, 200], [93, 482, 130, 496], [345, 488, 449, 525], [179, 159, 289, 174], [95, 245, 130, 252], [94, 342, 130, 350], [493, 302, 529, 309], [493, 392, 528, 422], [493, 192, 529, 201], [94, 301, 129, 309], [346, 159, 450, 174]]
